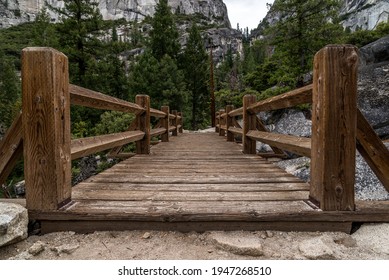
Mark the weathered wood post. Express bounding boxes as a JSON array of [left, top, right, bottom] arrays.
[[226, 105, 234, 142], [215, 112, 220, 133], [161, 106, 170, 142], [22, 47, 71, 211], [135, 95, 151, 154], [310, 45, 359, 211], [172, 110, 178, 136], [218, 109, 226, 136], [178, 112, 183, 133], [243, 95, 257, 154]]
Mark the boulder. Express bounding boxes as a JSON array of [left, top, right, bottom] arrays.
[[209, 232, 264, 256], [359, 35, 389, 65], [0, 203, 28, 247], [298, 236, 335, 260]]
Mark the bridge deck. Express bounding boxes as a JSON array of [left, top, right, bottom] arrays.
[[29, 133, 389, 233]]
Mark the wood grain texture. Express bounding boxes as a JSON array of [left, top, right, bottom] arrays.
[[248, 84, 313, 113], [171, 110, 178, 136], [135, 95, 150, 154], [0, 113, 23, 186], [310, 45, 359, 211], [22, 47, 71, 210], [71, 131, 145, 160], [246, 131, 311, 157], [243, 95, 257, 154], [70, 84, 143, 114], [161, 106, 170, 142], [356, 109, 389, 191]]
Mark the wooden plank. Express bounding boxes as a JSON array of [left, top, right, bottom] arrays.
[[219, 109, 226, 136], [74, 182, 310, 192], [229, 107, 243, 117], [150, 108, 166, 118], [168, 126, 177, 132], [178, 112, 183, 133], [150, 128, 167, 138], [39, 221, 352, 234], [310, 45, 358, 211], [246, 131, 311, 157], [248, 84, 313, 113], [356, 109, 389, 192], [225, 105, 235, 142], [0, 113, 23, 186], [243, 95, 257, 154], [22, 47, 71, 211], [71, 131, 145, 160], [256, 116, 286, 157], [70, 84, 143, 114], [72, 189, 309, 201], [135, 95, 151, 154]]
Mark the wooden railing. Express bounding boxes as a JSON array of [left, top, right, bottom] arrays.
[[0, 47, 183, 209], [216, 45, 389, 211]]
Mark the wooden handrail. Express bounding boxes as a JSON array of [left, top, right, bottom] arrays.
[[216, 45, 387, 212], [71, 131, 145, 160], [70, 84, 144, 114], [0, 47, 184, 210]]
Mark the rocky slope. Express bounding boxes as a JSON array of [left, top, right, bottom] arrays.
[[0, 0, 230, 28]]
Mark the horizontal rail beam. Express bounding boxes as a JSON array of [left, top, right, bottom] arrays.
[[169, 126, 177, 132], [228, 107, 243, 117], [71, 131, 145, 160], [228, 127, 243, 136], [70, 84, 144, 114], [150, 108, 166, 118], [248, 84, 313, 114], [246, 131, 311, 157], [150, 128, 167, 138]]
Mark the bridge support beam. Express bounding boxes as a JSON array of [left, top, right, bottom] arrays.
[[218, 109, 225, 137], [135, 95, 151, 154], [22, 47, 72, 211], [243, 95, 257, 154], [310, 45, 359, 211], [172, 110, 178, 136]]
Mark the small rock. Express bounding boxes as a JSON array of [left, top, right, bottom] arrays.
[[209, 232, 264, 256], [142, 232, 151, 239], [352, 223, 389, 255], [28, 241, 45, 256], [266, 231, 274, 238], [260, 233, 267, 239], [8, 251, 32, 260], [0, 203, 28, 247], [207, 249, 213, 253], [299, 237, 335, 260], [334, 236, 357, 248], [52, 243, 80, 255]]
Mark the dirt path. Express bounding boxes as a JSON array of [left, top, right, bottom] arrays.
[[1, 223, 388, 260]]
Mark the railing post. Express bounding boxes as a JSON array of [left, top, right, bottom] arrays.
[[178, 112, 183, 133], [215, 112, 220, 133], [243, 95, 257, 154], [226, 105, 234, 142], [219, 109, 225, 136], [135, 95, 151, 154], [22, 47, 71, 211], [172, 110, 178, 136], [161, 106, 170, 142], [310, 45, 359, 211]]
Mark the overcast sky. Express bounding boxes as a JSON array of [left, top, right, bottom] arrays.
[[223, 0, 274, 31]]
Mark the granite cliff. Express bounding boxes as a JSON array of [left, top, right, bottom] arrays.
[[0, 0, 230, 28]]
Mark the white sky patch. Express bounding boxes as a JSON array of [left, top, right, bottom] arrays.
[[223, 0, 274, 31]]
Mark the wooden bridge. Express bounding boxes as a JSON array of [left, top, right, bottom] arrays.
[[1, 45, 389, 233]]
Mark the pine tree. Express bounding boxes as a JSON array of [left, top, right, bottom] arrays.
[[149, 0, 180, 61], [52, 0, 104, 86], [266, 0, 343, 87], [182, 24, 209, 130], [0, 53, 20, 128]]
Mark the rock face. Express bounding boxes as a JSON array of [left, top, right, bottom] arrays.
[[341, 0, 389, 31], [0, 0, 230, 28], [0, 203, 28, 247]]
